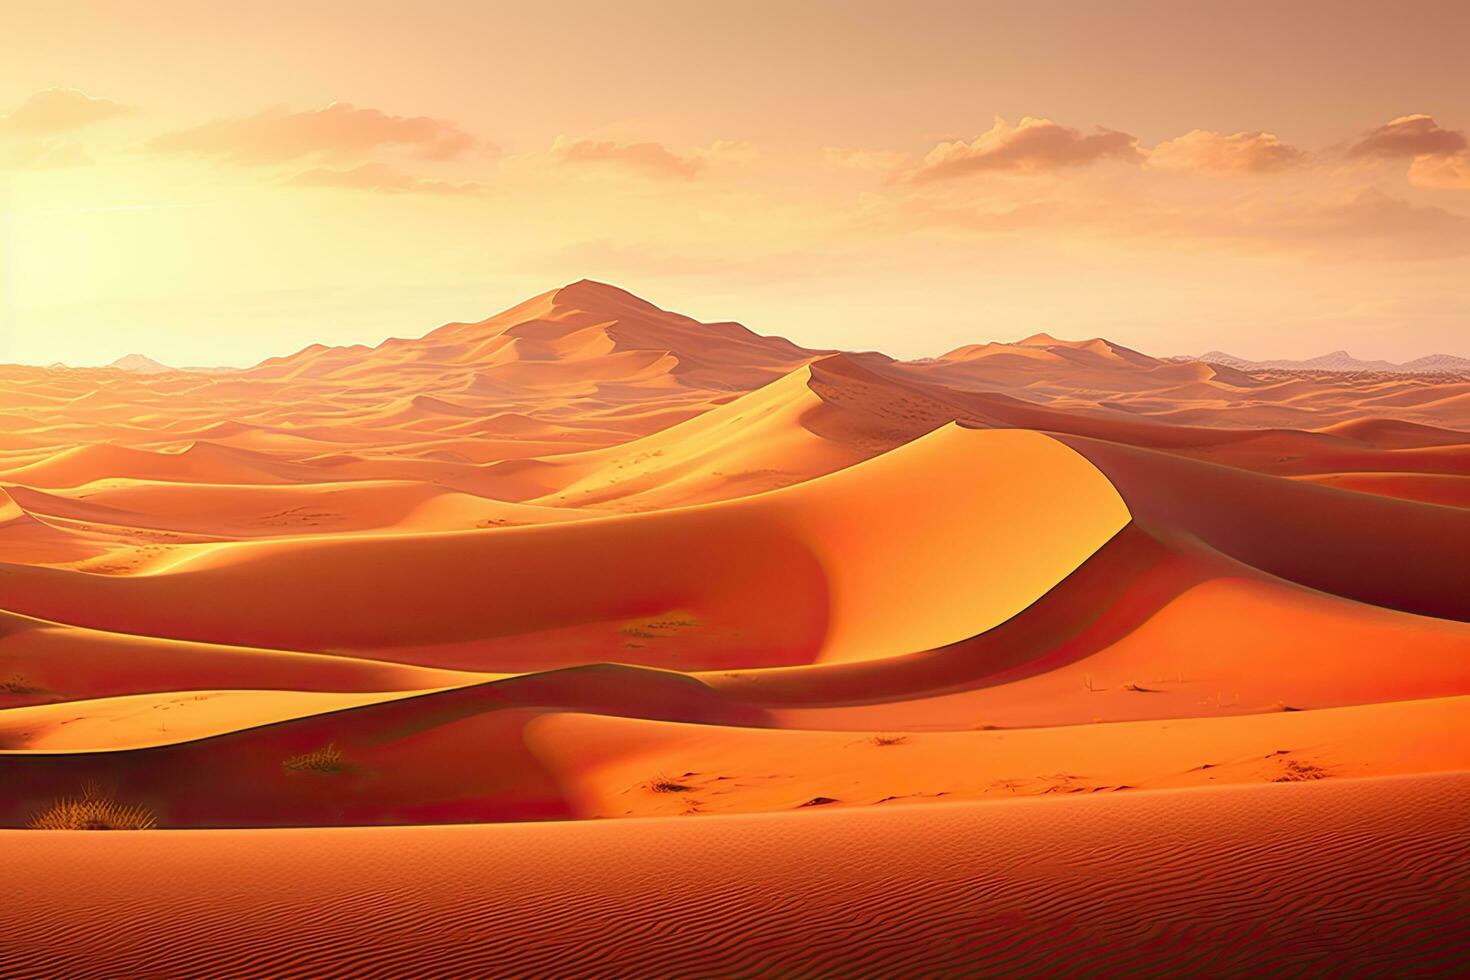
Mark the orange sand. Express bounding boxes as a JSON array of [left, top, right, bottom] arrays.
[[1, 281, 1466, 972], [0, 774, 1464, 976]]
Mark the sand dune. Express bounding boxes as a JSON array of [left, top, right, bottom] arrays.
[[702, 526, 1470, 731], [1293, 470, 1470, 507], [530, 696, 1470, 818], [0, 608, 477, 710], [3, 678, 1462, 826], [906, 333, 1470, 429], [1059, 434, 1470, 621], [0, 426, 1130, 669], [0, 687, 436, 752], [0, 441, 309, 489], [15, 479, 597, 538]]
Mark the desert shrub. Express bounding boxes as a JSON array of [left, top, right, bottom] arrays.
[[648, 775, 694, 793], [1273, 759, 1329, 782], [0, 674, 43, 696], [282, 742, 345, 774], [29, 787, 156, 830]]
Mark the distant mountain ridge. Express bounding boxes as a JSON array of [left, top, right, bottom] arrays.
[[1194, 349, 1470, 375], [6, 282, 1467, 434], [243, 279, 821, 395], [56, 283, 1469, 384], [108, 354, 175, 375]]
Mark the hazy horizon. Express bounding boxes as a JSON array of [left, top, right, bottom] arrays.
[[9, 277, 1470, 372]]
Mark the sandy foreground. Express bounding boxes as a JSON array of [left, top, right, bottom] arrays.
[[1, 773, 1466, 978]]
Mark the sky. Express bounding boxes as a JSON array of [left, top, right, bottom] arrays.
[[2, 0, 1469, 367]]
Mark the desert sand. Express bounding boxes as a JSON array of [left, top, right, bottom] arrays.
[[2, 775, 1465, 976], [0, 281, 1466, 975]]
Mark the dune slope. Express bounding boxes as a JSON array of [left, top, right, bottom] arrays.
[[0, 426, 1131, 670]]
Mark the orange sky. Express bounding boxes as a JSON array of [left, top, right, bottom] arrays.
[[2, 0, 1469, 366]]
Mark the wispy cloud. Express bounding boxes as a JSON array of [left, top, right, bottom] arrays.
[[1408, 153, 1470, 191], [550, 136, 705, 180], [904, 117, 1142, 181], [822, 146, 910, 171], [150, 102, 480, 165], [1148, 130, 1304, 175], [285, 162, 486, 196], [1350, 114, 1467, 159], [0, 88, 130, 135]]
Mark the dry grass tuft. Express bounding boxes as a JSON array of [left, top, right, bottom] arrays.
[[1273, 759, 1330, 782], [648, 775, 695, 794], [283, 742, 345, 774], [29, 786, 156, 830], [0, 673, 44, 696]]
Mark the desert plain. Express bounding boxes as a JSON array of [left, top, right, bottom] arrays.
[[0, 281, 1466, 976]]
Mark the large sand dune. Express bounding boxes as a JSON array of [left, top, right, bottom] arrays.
[[1, 282, 1466, 975], [0, 425, 1131, 668]]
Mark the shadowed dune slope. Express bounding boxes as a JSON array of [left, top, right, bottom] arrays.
[[0, 608, 479, 710], [1056, 433, 1470, 621], [1, 685, 1462, 827], [1293, 470, 1470, 507], [0, 666, 775, 826], [700, 524, 1470, 730]]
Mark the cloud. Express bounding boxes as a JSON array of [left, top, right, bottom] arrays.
[[550, 136, 705, 180], [708, 139, 758, 163], [905, 117, 1142, 181], [822, 146, 910, 171], [1346, 114, 1470, 191], [0, 88, 129, 135], [284, 162, 485, 196], [150, 102, 478, 164], [1349, 114, 1467, 159], [1407, 152, 1470, 191], [1148, 129, 1305, 175]]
